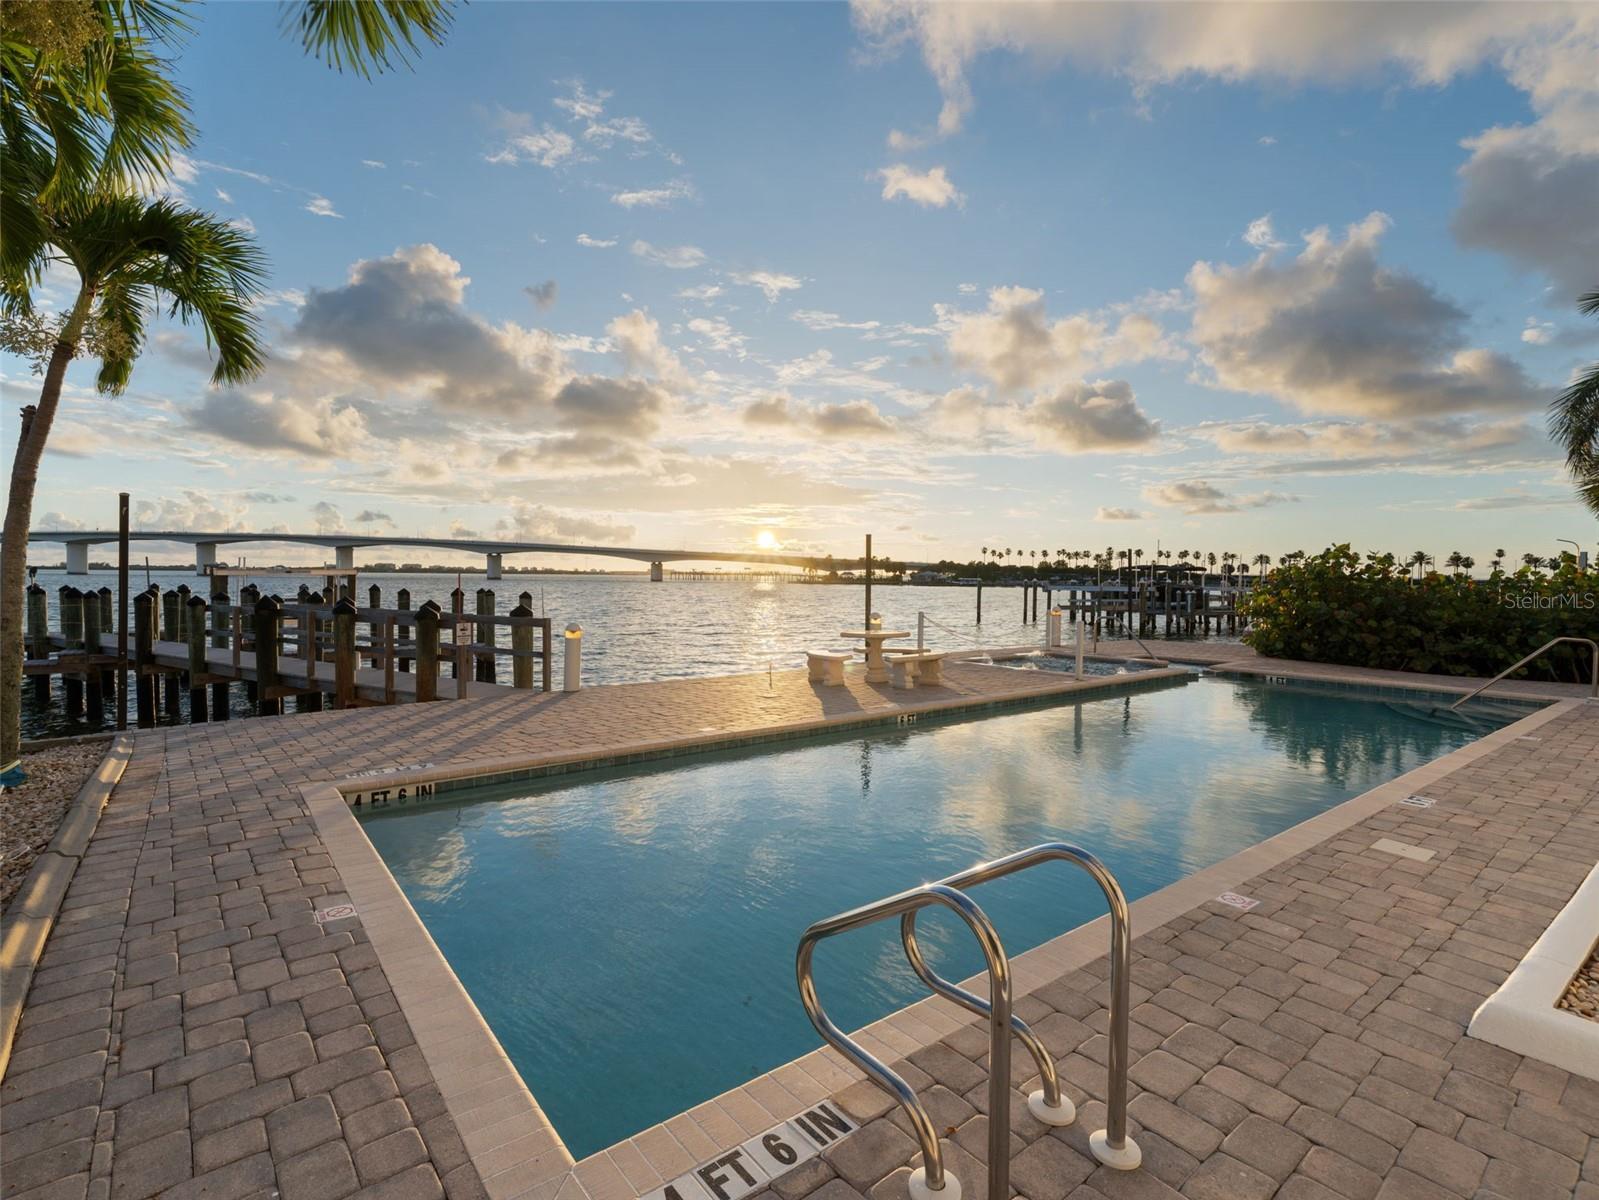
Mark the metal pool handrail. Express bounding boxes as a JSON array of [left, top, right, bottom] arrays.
[[797, 883, 1010, 1200], [1449, 636, 1599, 710], [921, 842, 1139, 1169]]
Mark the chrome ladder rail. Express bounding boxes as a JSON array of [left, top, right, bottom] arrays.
[[902, 842, 1140, 1170], [797, 883, 1010, 1200], [1449, 636, 1599, 711], [796, 843, 1141, 1200]]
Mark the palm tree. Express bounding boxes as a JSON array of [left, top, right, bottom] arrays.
[[1492, 548, 1506, 573], [1522, 552, 1544, 569], [1, 194, 266, 768], [1409, 550, 1428, 581], [1445, 551, 1465, 574], [1550, 289, 1599, 516]]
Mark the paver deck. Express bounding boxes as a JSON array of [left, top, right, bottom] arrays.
[[2, 659, 1596, 1200]]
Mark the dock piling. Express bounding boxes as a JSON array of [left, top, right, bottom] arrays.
[[83, 594, 103, 724], [396, 588, 412, 673], [26, 584, 49, 705], [333, 597, 357, 709], [134, 591, 155, 727], [510, 603, 533, 689], [415, 602, 441, 702], [254, 596, 282, 716], [187, 595, 209, 723], [476, 588, 496, 684]]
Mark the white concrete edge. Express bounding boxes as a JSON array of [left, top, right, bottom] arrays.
[[1469, 856, 1599, 1081]]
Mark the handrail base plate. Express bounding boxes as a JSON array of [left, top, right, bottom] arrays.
[[1027, 1089, 1076, 1127], [907, 1167, 961, 1200], [1090, 1131, 1142, 1171]]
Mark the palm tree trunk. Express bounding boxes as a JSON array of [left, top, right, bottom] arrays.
[[1, 289, 92, 769]]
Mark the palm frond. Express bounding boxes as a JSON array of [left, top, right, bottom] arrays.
[[1579, 290, 1599, 319], [284, 0, 453, 79]]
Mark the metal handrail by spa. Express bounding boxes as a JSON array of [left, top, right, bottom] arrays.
[[797, 883, 1010, 1200], [1449, 636, 1599, 710], [905, 843, 1139, 1170]]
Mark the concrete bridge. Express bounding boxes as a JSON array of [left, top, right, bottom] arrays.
[[23, 530, 893, 581]]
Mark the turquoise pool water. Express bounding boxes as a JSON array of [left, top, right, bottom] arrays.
[[359, 675, 1531, 1158]]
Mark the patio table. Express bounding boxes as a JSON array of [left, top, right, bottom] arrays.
[[841, 629, 911, 684]]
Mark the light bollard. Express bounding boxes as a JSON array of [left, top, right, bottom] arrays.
[[917, 611, 925, 651], [1075, 614, 1086, 681], [1046, 607, 1062, 650], [563, 623, 583, 692], [868, 611, 883, 631]]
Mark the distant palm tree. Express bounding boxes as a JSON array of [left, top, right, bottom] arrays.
[[1445, 551, 1465, 574], [1550, 289, 1599, 515], [1253, 553, 1271, 575], [1523, 552, 1544, 568], [1492, 548, 1506, 572]]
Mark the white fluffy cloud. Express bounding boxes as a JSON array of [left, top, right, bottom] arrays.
[[1023, 380, 1159, 452], [612, 180, 694, 208], [188, 390, 368, 457], [948, 286, 1178, 392], [496, 499, 636, 543], [1188, 213, 1546, 419], [742, 395, 898, 439], [630, 239, 706, 269], [876, 164, 964, 208], [1143, 480, 1297, 515], [731, 270, 803, 302]]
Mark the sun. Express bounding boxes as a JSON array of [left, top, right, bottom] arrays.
[[755, 530, 780, 550]]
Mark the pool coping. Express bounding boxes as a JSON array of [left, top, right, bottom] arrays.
[[303, 672, 1579, 1200]]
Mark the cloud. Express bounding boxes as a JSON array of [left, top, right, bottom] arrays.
[[678, 283, 723, 301], [611, 180, 694, 208], [576, 233, 618, 248], [876, 163, 964, 208], [215, 188, 233, 203], [187, 390, 368, 457], [948, 286, 1179, 392], [496, 499, 636, 543], [1243, 214, 1284, 250], [1521, 318, 1554, 345], [1188, 212, 1546, 418], [731, 270, 803, 302], [294, 243, 568, 416], [606, 310, 685, 383], [485, 124, 579, 168], [353, 509, 393, 525], [525, 280, 559, 310], [311, 500, 344, 533], [361, 159, 386, 169], [686, 316, 745, 355], [304, 195, 341, 218], [1023, 379, 1159, 451], [1452, 122, 1599, 299], [1144, 480, 1298, 514], [740, 395, 897, 439], [1095, 507, 1144, 521], [792, 310, 881, 332], [630, 239, 706, 269], [133, 490, 252, 533]]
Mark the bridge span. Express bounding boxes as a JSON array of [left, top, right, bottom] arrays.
[[23, 530, 896, 580]]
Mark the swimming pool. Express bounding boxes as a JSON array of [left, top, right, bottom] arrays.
[[358, 674, 1534, 1158]]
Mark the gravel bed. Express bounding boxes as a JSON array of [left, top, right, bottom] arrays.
[[0, 741, 108, 912], [1559, 949, 1599, 1022]]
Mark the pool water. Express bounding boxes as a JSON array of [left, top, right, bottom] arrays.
[[359, 675, 1532, 1158]]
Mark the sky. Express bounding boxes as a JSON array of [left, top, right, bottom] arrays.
[[8, 1, 1599, 571]]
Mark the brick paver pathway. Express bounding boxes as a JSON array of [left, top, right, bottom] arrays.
[[3, 664, 1595, 1200]]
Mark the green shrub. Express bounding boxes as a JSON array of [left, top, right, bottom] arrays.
[[1241, 545, 1599, 681]]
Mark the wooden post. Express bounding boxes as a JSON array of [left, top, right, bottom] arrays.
[[541, 618, 552, 692], [368, 584, 382, 669], [510, 604, 533, 689], [134, 591, 155, 727], [96, 584, 115, 704], [476, 588, 495, 684], [83, 593, 104, 724], [175, 584, 191, 645], [864, 533, 872, 629], [254, 596, 282, 716], [976, 580, 982, 625], [162, 587, 179, 644], [61, 587, 84, 719], [396, 588, 411, 673], [415, 601, 441, 702], [187, 595, 209, 723], [333, 597, 357, 710], [1021, 584, 1027, 623], [449, 588, 465, 678], [209, 592, 230, 720], [26, 584, 49, 705], [117, 493, 129, 731]]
